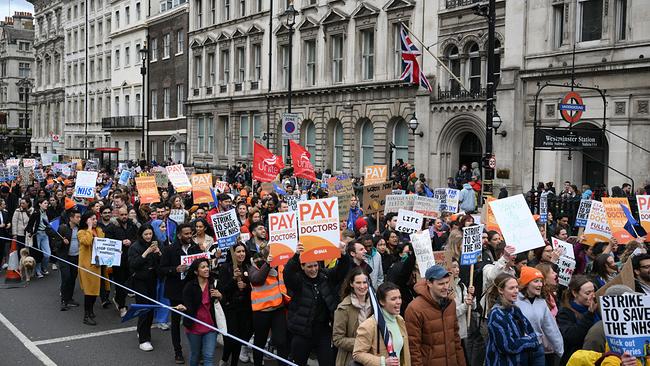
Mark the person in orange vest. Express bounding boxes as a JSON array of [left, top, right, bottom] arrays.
[[248, 246, 290, 366]]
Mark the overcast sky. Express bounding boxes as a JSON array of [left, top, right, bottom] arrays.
[[1, 0, 34, 21]]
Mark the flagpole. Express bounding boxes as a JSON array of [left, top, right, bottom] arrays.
[[399, 22, 470, 93]]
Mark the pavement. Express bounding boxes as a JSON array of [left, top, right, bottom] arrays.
[[0, 269, 282, 366]]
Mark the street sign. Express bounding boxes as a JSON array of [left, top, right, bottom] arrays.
[[488, 155, 496, 169], [559, 91, 586, 123], [534, 127, 603, 150], [282, 113, 300, 140]]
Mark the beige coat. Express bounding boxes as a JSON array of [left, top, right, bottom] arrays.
[[333, 295, 371, 366], [78, 227, 104, 296], [353, 315, 411, 366]]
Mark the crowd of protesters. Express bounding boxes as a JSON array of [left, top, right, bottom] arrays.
[[0, 157, 649, 366]]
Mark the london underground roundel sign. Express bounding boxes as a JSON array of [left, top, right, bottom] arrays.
[[559, 91, 586, 124]]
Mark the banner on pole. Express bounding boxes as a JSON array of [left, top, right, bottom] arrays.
[[364, 165, 387, 186], [362, 182, 393, 215], [211, 209, 240, 251], [461, 224, 484, 265], [191, 173, 213, 204]]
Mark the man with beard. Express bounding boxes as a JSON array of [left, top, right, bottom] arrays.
[[633, 253, 650, 295], [246, 222, 268, 255], [104, 206, 139, 314]]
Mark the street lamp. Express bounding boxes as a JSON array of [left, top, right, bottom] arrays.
[[282, 2, 298, 113], [139, 45, 148, 162], [492, 110, 507, 137], [16, 78, 33, 155], [407, 112, 423, 137]]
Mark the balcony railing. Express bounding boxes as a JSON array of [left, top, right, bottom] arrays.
[[102, 116, 143, 130], [446, 0, 481, 9], [437, 87, 486, 101]]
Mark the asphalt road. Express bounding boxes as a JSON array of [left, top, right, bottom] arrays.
[[0, 269, 283, 366]]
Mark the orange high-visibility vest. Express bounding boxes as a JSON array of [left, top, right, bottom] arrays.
[[250, 265, 289, 311]]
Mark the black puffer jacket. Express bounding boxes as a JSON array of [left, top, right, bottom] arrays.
[[283, 253, 339, 337]]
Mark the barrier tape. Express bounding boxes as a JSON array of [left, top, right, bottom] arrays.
[[2, 236, 296, 366]]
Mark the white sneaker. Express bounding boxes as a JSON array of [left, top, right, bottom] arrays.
[[139, 342, 154, 352], [157, 323, 170, 330], [51, 264, 58, 271], [120, 308, 128, 318], [2, 263, 8, 270], [218, 361, 230, 366], [238, 350, 250, 363]]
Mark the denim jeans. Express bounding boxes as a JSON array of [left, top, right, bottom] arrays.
[[521, 344, 545, 366], [186, 331, 217, 366], [59, 256, 78, 302], [36, 231, 50, 274]]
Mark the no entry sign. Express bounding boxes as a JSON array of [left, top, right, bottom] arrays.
[[559, 91, 586, 123]]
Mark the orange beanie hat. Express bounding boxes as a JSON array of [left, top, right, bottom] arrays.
[[518, 266, 544, 287]]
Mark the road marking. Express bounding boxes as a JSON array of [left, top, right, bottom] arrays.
[[33, 326, 138, 346], [0, 311, 57, 366]]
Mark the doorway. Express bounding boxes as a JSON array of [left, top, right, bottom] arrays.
[[582, 139, 608, 189], [458, 132, 483, 171]]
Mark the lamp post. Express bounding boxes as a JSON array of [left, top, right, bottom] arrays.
[[139, 45, 148, 163], [16, 78, 33, 155], [492, 110, 507, 137], [283, 2, 297, 113], [407, 112, 424, 137]]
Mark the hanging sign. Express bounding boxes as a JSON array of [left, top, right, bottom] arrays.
[[559, 91, 586, 123]]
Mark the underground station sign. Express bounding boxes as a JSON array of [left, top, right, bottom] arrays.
[[559, 91, 586, 123], [534, 127, 604, 150]]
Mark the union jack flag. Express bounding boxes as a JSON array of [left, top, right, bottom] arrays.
[[399, 26, 432, 91]]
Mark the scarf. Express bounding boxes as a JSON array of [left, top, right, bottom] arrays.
[[350, 294, 372, 325], [570, 301, 601, 323]]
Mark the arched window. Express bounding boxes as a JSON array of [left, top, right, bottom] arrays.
[[494, 39, 502, 86], [360, 120, 374, 172], [446, 45, 460, 93], [393, 119, 409, 163], [303, 120, 316, 165], [467, 42, 481, 93], [333, 121, 343, 171]]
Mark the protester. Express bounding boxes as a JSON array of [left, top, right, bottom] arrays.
[[448, 257, 475, 362], [192, 218, 214, 252], [56, 209, 81, 311], [77, 210, 105, 325], [11, 197, 32, 248], [104, 206, 138, 316], [26, 197, 52, 278], [633, 253, 650, 295], [557, 275, 599, 365]]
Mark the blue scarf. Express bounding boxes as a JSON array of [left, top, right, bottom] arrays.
[[570, 300, 601, 323]]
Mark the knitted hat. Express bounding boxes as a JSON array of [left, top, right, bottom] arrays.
[[518, 266, 544, 287], [354, 217, 368, 231], [64, 197, 76, 211]]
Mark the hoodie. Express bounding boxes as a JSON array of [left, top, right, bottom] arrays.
[[459, 183, 476, 213], [364, 247, 384, 290], [514, 292, 564, 356]]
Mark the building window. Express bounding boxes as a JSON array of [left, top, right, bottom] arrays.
[[115, 10, 120, 29], [163, 88, 170, 118], [579, 0, 603, 42], [446, 45, 460, 93], [303, 120, 316, 164], [194, 55, 202, 87], [207, 53, 216, 85], [331, 35, 344, 83], [553, 4, 564, 48], [467, 43, 480, 93], [333, 121, 343, 171], [150, 38, 158, 62], [151, 141, 157, 158], [98, 21, 103, 41], [161, 0, 172, 12], [19, 113, 30, 129], [151, 90, 158, 119], [393, 119, 409, 164], [361, 29, 374, 80], [494, 40, 501, 86], [223, 0, 230, 21], [236, 46, 245, 82], [135, 93, 141, 115], [115, 49, 120, 68], [114, 96, 120, 115], [177, 84, 184, 116], [124, 141, 129, 159], [125, 6, 130, 24], [177, 30, 184, 54], [207, 117, 214, 153], [360, 120, 374, 172], [220, 49, 230, 84], [615, 0, 627, 41], [280, 44, 289, 88], [136, 2, 141, 20], [240, 115, 249, 155], [239, 0, 245, 17], [222, 117, 229, 155], [197, 116, 205, 152], [124, 94, 130, 116], [163, 34, 170, 58], [305, 40, 316, 86], [19, 62, 31, 78], [125, 46, 130, 65], [251, 43, 261, 81], [211, 0, 217, 24], [195, 0, 203, 28]]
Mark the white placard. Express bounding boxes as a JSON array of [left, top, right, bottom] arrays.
[[551, 237, 575, 259], [165, 164, 192, 192], [557, 256, 576, 287], [412, 196, 440, 219], [91, 238, 122, 267], [180, 252, 210, 280], [74, 171, 99, 198], [384, 194, 415, 215], [396, 209, 423, 234], [461, 224, 484, 265], [489, 194, 545, 254], [410, 231, 435, 279], [600, 294, 650, 358]]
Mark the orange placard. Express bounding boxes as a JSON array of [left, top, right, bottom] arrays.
[[481, 196, 501, 234], [602, 197, 634, 243], [191, 173, 213, 204], [135, 176, 160, 204]]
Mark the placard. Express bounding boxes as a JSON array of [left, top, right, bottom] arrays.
[[135, 176, 160, 204], [395, 209, 423, 234], [481, 197, 501, 233], [364, 165, 387, 186], [23, 158, 36, 168], [153, 168, 169, 188], [575, 199, 592, 227], [637, 195, 650, 234], [461, 224, 484, 265], [362, 182, 393, 215], [284, 195, 303, 212], [74, 171, 99, 198], [445, 188, 460, 213], [584, 200, 612, 245], [489, 194, 545, 254], [165, 164, 192, 192], [602, 197, 634, 243], [539, 192, 549, 223], [214, 180, 229, 193], [412, 196, 440, 219], [384, 194, 415, 214], [91, 238, 123, 267], [180, 252, 211, 280], [551, 237, 575, 259], [434, 189, 447, 212], [557, 256, 576, 287], [391, 189, 406, 195], [191, 173, 213, 204], [169, 209, 186, 224], [410, 231, 435, 278], [6, 158, 20, 167], [600, 294, 650, 358], [268, 212, 298, 267], [118, 170, 131, 186], [33, 169, 44, 182], [297, 197, 340, 263], [41, 153, 58, 166], [328, 176, 355, 220], [211, 209, 240, 250]]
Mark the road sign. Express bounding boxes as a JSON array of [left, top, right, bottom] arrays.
[[282, 113, 300, 140], [534, 127, 603, 150], [488, 156, 496, 169], [559, 91, 586, 123], [51, 134, 60, 142]]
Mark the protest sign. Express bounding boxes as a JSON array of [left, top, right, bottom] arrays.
[[85, 159, 98, 171], [602, 197, 635, 243], [211, 209, 240, 250], [135, 176, 160, 204], [434, 189, 447, 212], [600, 294, 650, 358], [297, 197, 340, 263], [410, 231, 435, 278], [575, 199, 592, 227], [19, 167, 32, 186], [481, 197, 501, 233], [539, 192, 549, 223], [489, 194, 545, 254], [118, 170, 131, 186], [362, 182, 393, 215], [392, 189, 405, 195], [0, 167, 9, 182], [41, 153, 58, 166], [638, 195, 650, 234], [432, 251, 447, 266], [551, 237, 575, 259], [461, 224, 484, 265], [165, 164, 192, 192], [74, 171, 99, 198], [384, 194, 415, 214], [445, 189, 460, 213], [6, 158, 19, 167], [412, 196, 440, 219], [169, 209, 185, 223], [284, 195, 303, 212], [584, 200, 612, 245], [557, 256, 576, 287], [180, 252, 211, 280], [23, 158, 36, 168], [268, 212, 298, 267], [191, 173, 213, 204], [152, 168, 169, 188], [214, 180, 229, 193], [364, 165, 387, 185], [328, 176, 355, 219], [33, 169, 44, 182], [395, 209, 423, 234], [91, 238, 122, 267]]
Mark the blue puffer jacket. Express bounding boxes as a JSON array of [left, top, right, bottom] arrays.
[[486, 303, 540, 366]]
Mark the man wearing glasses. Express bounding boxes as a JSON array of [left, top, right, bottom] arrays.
[[633, 253, 650, 295]]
